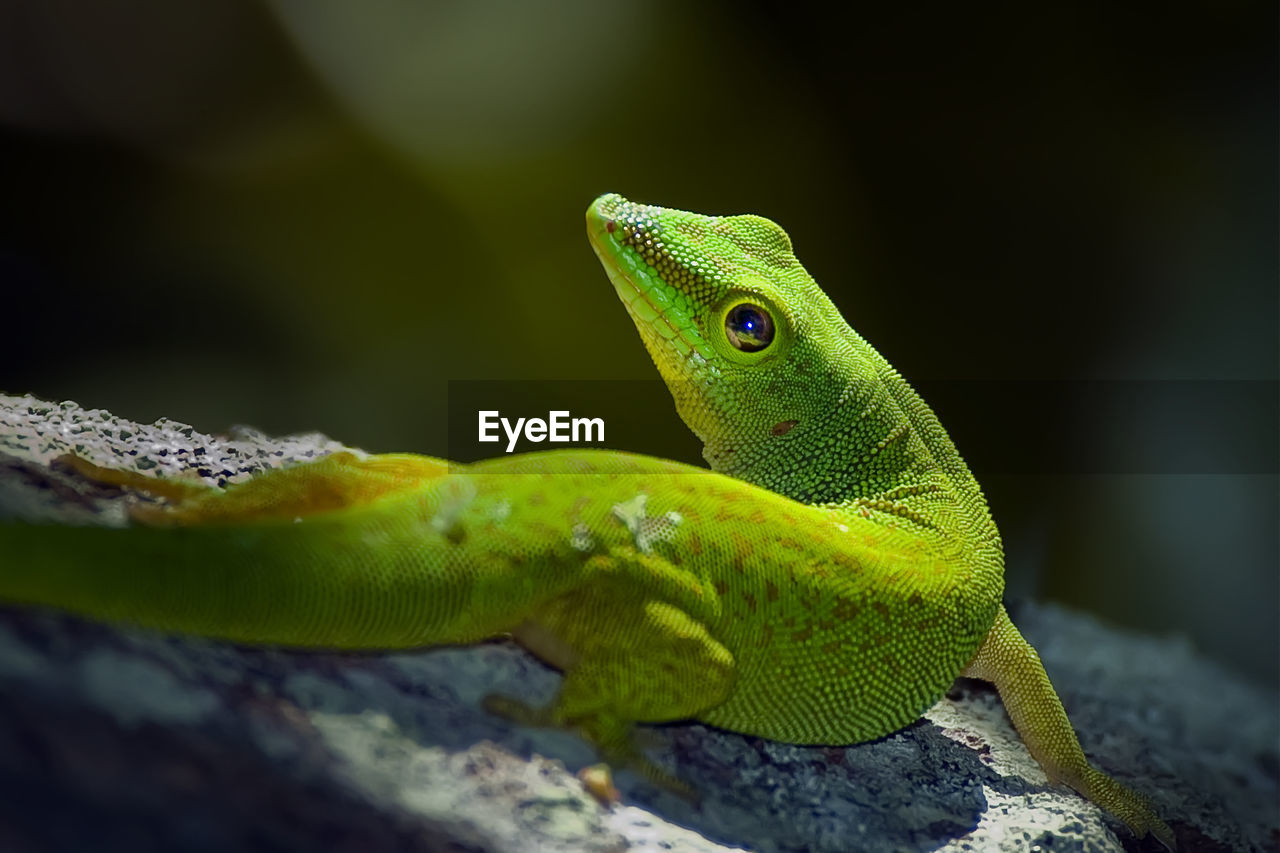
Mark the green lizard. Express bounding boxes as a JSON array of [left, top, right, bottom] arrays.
[[0, 194, 1172, 848]]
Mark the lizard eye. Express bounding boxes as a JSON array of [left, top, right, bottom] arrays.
[[725, 303, 775, 352]]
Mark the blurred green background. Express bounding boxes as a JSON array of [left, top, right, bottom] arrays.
[[1, 2, 1275, 685]]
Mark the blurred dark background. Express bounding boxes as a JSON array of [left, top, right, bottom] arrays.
[[0, 1, 1275, 685]]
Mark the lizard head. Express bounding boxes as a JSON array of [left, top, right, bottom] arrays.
[[587, 192, 873, 478]]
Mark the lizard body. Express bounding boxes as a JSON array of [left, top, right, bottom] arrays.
[[0, 194, 1172, 847]]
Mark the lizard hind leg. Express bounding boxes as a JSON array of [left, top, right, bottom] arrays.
[[59, 451, 452, 527], [490, 590, 738, 799], [55, 453, 214, 503], [963, 606, 1175, 849]]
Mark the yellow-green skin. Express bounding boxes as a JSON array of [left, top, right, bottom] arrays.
[[0, 195, 1172, 847]]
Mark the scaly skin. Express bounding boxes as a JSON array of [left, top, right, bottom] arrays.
[[0, 194, 1172, 847], [587, 194, 1171, 846]]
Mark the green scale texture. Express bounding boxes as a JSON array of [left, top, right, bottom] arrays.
[[585, 194, 1007, 740], [0, 194, 1171, 846]]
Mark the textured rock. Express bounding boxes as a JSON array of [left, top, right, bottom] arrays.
[[0, 394, 1275, 852]]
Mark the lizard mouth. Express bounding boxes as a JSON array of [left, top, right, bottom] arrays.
[[586, 193, 710, 368]]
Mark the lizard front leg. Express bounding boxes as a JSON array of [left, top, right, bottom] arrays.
[[963, 606, 1174, 848], [489, 564, 736, 796]]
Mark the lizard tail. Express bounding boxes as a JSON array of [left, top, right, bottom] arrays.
[[0, 511, 523, 650], [0, 452, 585, 650]]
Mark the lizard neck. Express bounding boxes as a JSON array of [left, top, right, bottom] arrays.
[[701, 355, 1001, 554]]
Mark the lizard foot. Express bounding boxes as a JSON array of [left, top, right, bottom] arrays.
[[480, 692, 697, 802], [1076, 766, 1175, 850]]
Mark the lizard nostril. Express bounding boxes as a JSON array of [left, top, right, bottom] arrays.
[[605, 220, 616, 234]]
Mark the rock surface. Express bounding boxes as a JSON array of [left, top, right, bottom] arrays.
[[0, 393, 1275, 852]]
